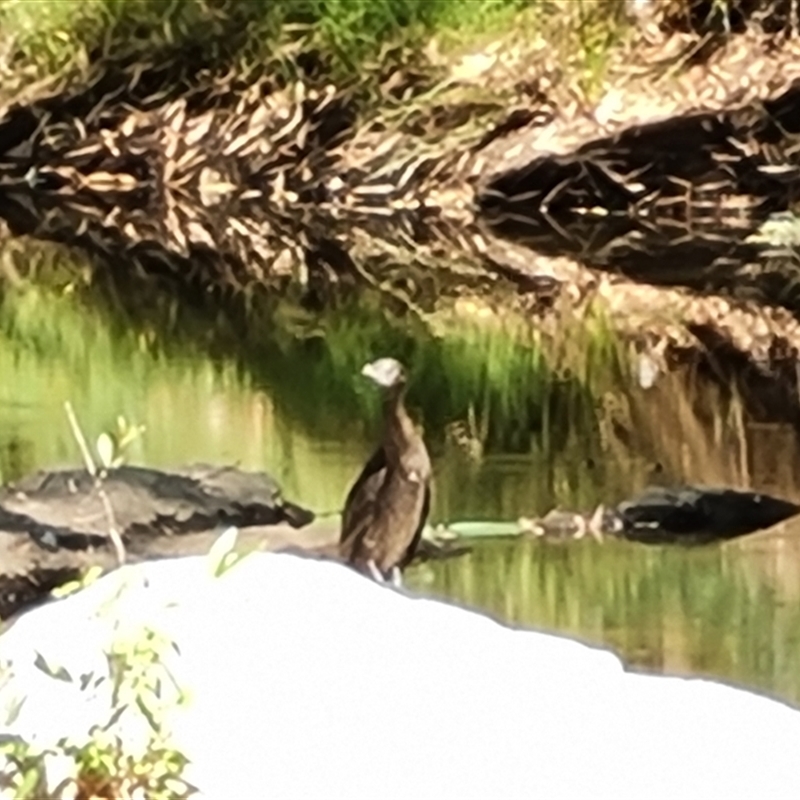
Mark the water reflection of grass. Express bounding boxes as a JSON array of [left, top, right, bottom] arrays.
[[0, 269, 629, 453], [4, 241, 799, 512], [413, 537, 800, 708], [0, 240, 639, 516]]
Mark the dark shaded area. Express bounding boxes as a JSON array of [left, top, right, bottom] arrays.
[[0, 75, 359, 289], [616, 485, 800, 544], [0, 566, 84, 621], [657, 0, 799, 36], [685, 324, 800, 426], [0, 33, 799, 323], [479, 79, 800, 312]]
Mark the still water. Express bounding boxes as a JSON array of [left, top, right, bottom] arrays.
[[1, 242, 800, 707]]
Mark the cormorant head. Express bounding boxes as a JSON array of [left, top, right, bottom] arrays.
[[361, 357, 407, 390]]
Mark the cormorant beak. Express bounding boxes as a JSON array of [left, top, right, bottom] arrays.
[[361, 362, 379, 382]]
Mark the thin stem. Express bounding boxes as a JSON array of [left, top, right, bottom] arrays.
[[64, 400, 97, 477], [64, 401, 127, 566]]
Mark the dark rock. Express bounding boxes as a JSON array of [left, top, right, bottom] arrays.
[[616, 485, 800, 544], [0, 463, 314, 546], [0, 463, 315, 619]]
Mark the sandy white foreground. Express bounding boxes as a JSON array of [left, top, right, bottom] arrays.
[[0, 552, 798, 799]]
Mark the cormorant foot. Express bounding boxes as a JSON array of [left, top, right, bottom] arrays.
[[366, 559, 386, 583]]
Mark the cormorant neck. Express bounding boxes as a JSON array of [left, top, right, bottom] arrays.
[[382, 382, 406, 407], [382, 384, 415, 448]]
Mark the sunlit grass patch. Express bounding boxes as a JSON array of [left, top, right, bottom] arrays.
[[0, 0, 528, 82], [0, 0, 635, 105]]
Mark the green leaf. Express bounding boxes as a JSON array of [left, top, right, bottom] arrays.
[[207, 527, 241, 578], [95, 432, 115, 469], [135, 694, 160, 732], [16, 765, 44, 799], [33, 652, 72, 682], [117, 418, 146, 450], [3, 695, 26, 726], [51, 565, 104, 599], [51, 580, 82, 599]]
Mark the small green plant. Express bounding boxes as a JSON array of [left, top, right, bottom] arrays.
[[0, 623, 195, 799], [61, 625, 194, 800], [96, 416, 147, 471], [50, 565, 105, 600], [0, 735, 55, 799], [63, 403, 146, 567], [65, 407, 146, 476], [207, 525, 256, 578]]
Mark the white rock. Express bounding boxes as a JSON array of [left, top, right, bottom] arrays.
[[0, 553, 798, 799]]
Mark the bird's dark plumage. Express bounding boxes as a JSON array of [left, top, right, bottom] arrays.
[[339, 358, 431, 580]]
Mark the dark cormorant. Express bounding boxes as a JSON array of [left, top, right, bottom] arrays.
[[339, 358, 431, 585]]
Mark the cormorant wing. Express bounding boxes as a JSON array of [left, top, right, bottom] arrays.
[[399, 485, 430, 569], [339, 444, 432, 570], [339, 446, 387, 548]]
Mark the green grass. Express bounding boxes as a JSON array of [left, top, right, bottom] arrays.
[[0, 0, 526, 83], [0, 0, 633, 103]]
